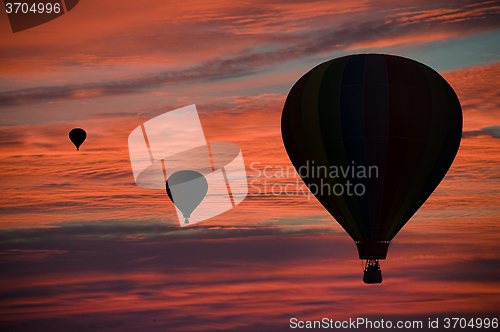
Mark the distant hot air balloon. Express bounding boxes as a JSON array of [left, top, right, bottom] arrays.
[[281, 54, 462, 283], [166, 170, 208, 224], [69, 128, 87, 151]]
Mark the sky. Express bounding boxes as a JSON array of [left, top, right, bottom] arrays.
[[0, 0, 499, 331]]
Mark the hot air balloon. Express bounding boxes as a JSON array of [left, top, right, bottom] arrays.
[[281, 54, 462, 283], [69, 128, 87, 151], [166, 170, 208, 224]]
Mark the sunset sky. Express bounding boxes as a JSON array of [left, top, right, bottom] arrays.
[[0, 0, 499, 331]]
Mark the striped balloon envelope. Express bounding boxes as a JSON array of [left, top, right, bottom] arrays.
[[281, 54, 462, 283]]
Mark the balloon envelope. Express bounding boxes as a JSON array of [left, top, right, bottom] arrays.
[[281, 54, 462, 258], [69, 128, 87, 151], [166, 170, 208, 224]]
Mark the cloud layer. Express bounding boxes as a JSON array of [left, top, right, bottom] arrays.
[[1, 0, 499, 108], [1, 224, 499, 331]]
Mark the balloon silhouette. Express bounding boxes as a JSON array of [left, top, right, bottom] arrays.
[[69, 128, 87, 151], [166, 170, 208, 224], [281, 54, 462, 283]]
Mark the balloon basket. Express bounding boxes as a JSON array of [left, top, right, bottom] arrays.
[[363, 259, 382, 284]]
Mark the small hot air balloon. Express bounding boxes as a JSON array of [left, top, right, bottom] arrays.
[[166, 170, 208, 224], [281, 54, 462, 283], [69, 128, 87, 151]]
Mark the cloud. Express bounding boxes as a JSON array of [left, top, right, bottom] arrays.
[[0, 53, 276, 107], [0, 225, 499, 331], [463, 126, 500, 138], [0, 127, 26, 146], [1, 0, 499, 107], [40, 182, 73, 187], [443, 61, 500, 131]]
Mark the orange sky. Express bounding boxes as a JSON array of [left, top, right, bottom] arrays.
[[0, 0, 499, 331]]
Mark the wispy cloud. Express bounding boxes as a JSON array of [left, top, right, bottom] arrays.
[[463, 126, 500, 138], [444, 61, 500, 131], [1, 0, 499, 107], [0, 225, 499, 331]]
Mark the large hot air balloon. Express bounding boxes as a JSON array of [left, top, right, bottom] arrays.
[[69, 128, 87, 151], [281, 54, 462, 283], [166, 170, 208, 224]]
